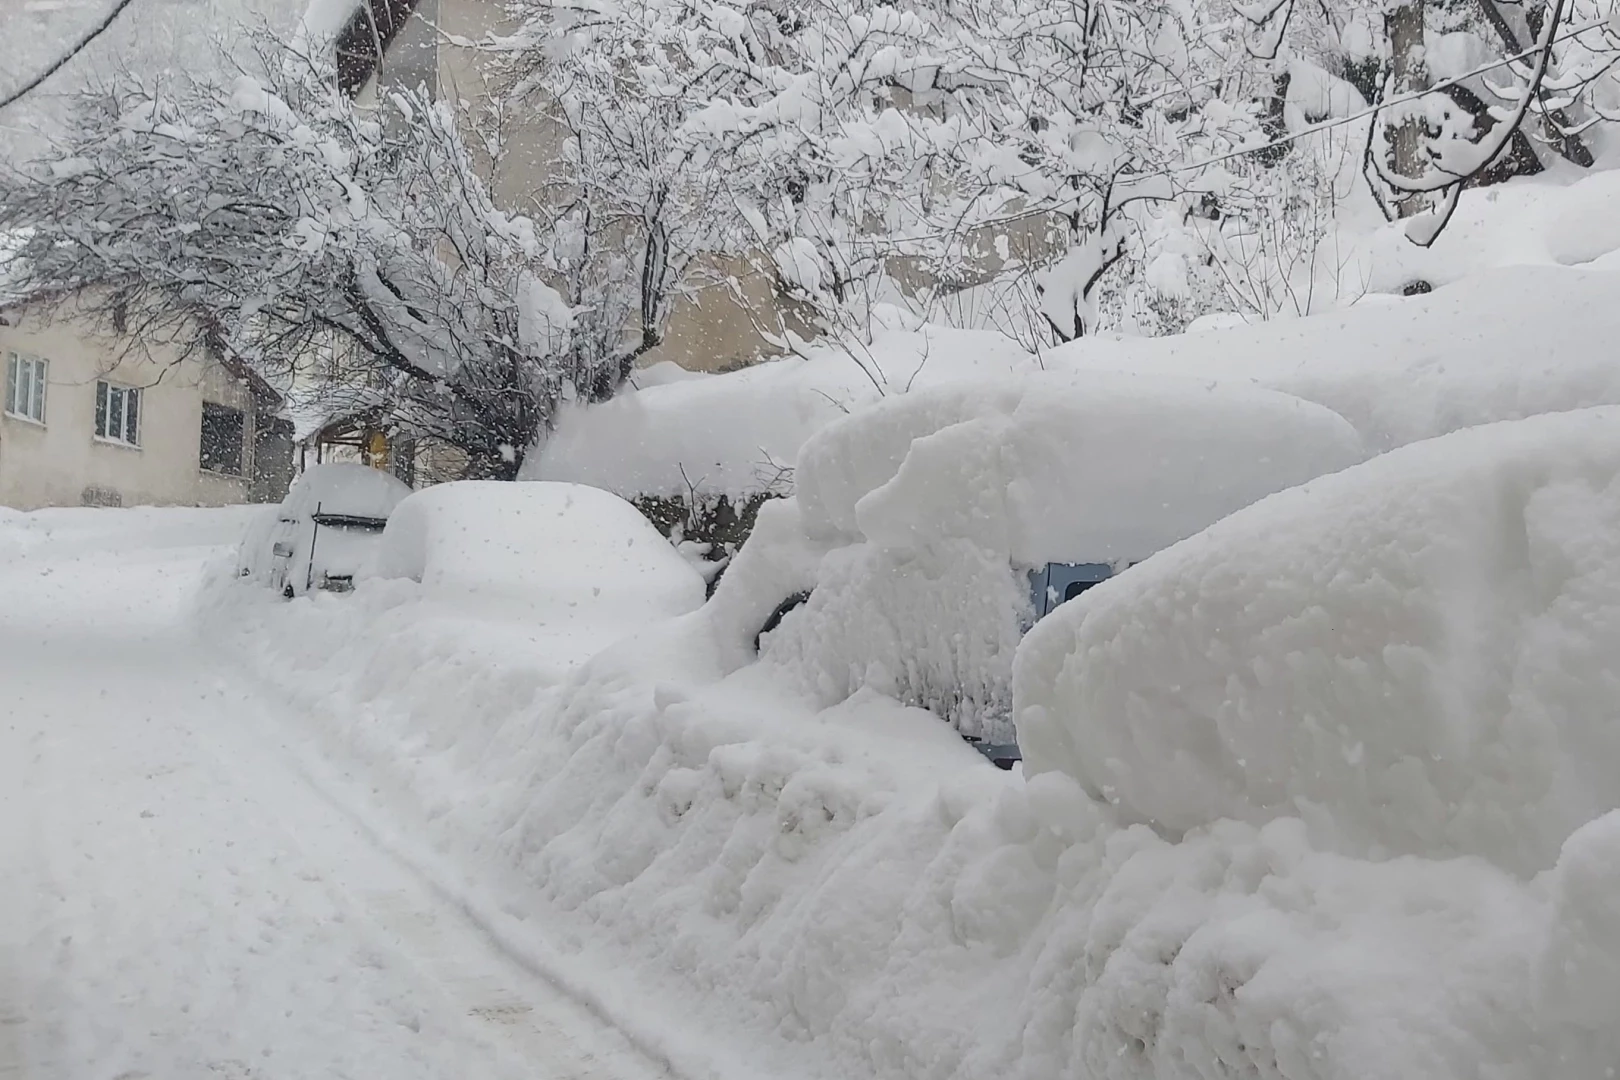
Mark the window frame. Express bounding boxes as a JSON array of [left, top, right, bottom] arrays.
[[94, 380, 142, 448], [199, 401, 246, 476], [4, 352, 48, 425]]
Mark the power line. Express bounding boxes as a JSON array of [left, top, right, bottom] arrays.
[[0, 0, 142, 114]]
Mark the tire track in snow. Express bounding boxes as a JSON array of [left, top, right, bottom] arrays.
[[186, 674, 680, 1080], [193, 666, 744, 1080]]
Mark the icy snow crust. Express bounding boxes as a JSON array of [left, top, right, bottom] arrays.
[[1016, 406, 1620, 876], [205, 410, 1620, 1080]]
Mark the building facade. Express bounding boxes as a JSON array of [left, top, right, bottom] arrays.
[[0, 305, 294, 510]]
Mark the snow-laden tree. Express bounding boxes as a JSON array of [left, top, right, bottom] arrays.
[[1242, 0, 1619, 244], [501, 0, 966, 352], [0, 41, 579, 478], [497, 0, 754, 373]]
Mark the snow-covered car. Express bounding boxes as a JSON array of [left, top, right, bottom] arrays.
[[367, 479, 705, 665], [732, 371, 1367, 767], [238, 463, 413, 598]]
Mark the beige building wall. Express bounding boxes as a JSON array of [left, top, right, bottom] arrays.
[[0, 309, 256, 510], [419, 0, 789, 373]]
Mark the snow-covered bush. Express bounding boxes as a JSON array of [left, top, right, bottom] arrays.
[[1016, 405, 1620, 875]]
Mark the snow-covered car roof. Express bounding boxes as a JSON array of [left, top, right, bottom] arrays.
[[795, 370, 1366, 566], [281, 463, 412, 523]]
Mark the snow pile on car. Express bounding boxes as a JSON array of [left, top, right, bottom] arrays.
[[763, 372, 1362, 740], [796, 371, 1363, 563], [372, 480, 703, 619], [1016, 405, 1620, 876]]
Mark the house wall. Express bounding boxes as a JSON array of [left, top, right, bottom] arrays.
[[0, 309, 257, 510]]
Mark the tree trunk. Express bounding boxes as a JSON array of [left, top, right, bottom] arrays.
[[1386, 0, 1430, 218]]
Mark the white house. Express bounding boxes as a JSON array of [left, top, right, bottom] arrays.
[[0, 303, 294, 511]]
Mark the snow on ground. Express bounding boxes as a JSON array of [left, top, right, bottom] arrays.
[[0, 510, 673, 1080], [205, 412, 1620, 1080]]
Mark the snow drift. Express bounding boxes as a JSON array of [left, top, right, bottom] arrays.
[[1062, 266, 1620, 454], [531, 266, 1620, 512], [1017, 406, 1620, 876], [200, 403, 1620, 1080], [529, 325, 1040, 500]]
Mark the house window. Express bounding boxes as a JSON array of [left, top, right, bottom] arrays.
[[5, 353, 47, 423], [200, 402, 245, 475], [95, 381, 141, 446]]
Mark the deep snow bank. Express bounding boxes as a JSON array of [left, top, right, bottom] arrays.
[[529, 326, 1037, 500], [205, 453, 1617, 1080], [532, 267, 1620, 515], [1017, 406, 1620, 875]]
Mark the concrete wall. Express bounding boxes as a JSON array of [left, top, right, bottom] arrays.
[[0, 308, 262, 511]]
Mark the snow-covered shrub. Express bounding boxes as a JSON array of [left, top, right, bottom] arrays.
[[1016, 405, 1620, 875]]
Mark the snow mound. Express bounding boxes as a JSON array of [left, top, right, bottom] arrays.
[[1015, 406, 1620, 875], [1061, 266, 1620, 454], [796, 371, 1364, 564], [371, 480, 705, 624], [529, 326, 1037, 499]]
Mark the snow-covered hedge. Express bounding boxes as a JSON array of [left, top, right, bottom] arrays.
[[1017, 406, 1620, 876]]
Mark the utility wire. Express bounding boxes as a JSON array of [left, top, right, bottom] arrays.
[[0, 0, 141, 114]]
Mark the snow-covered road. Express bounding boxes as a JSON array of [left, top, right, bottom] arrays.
[[0, 530, 671, 1080]]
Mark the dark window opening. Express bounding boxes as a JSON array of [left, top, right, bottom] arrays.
[[200, 402, 245, 475]]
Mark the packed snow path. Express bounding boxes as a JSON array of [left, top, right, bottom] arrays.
[[0, 529, 672, 1080]]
